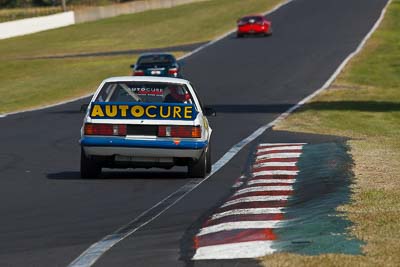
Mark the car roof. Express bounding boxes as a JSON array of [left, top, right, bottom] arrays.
[[138, 52, 175, 57], [102, 76, 189, 84], [241, 14, 264, 18]]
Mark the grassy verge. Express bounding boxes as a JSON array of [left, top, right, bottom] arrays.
[[0, 0, 282, 114], [261, 0, 400, 266]]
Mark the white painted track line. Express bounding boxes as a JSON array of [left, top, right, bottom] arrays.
[[193, 240, 277, 260], [197, 220, 286, 236], [210, 208, 285, 221], [0, 93, 93, 119], [221, 196, 290, 208]]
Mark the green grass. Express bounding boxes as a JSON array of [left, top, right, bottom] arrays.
[[0, 0, 282, 114], [262, 0, 400, 266], [339, 1, 400, 89]]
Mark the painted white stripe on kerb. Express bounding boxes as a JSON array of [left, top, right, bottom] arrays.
[[258, 143, 306, 147], [232, 182, 244, 188], [193, 240, 277, 260], [257, 152, 302, 160], [221, 195, 290, 208], [197, 220, 285, 236], [247, 179, 296, 185], [234, 186, 293, 196], [69, 0, 393, 264], [253, 161, 298, 168], [257, 145, 303, 153], [252, 170, 299, 177], [210, 208, 285, 221]]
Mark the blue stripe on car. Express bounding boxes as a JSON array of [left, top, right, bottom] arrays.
[[80, 137, 207, 149]]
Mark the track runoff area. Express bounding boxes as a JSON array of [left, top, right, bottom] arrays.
[[68, 0, 391, 265]]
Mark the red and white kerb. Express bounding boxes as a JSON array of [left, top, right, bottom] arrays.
[[192, 143, 305, 260]]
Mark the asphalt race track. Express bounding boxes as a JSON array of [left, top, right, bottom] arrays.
[[0, 0, 388, 266]]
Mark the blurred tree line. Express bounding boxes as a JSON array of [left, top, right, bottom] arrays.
[[0, 0, 133, 8]]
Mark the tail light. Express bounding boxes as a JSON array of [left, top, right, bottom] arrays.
[[158, 126, 201, 138], [133, 70, 144, 76], [168, 68, 178, 77], [84, 123, 127, 136]]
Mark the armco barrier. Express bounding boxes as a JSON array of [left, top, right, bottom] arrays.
[[0, 11, 74, 39], [0, 0, 205, 40]]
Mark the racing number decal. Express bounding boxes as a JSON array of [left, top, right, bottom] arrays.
[[90, 103, 198, 120]]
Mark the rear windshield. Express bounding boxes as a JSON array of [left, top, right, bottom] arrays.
[[95, 82, 194, 104], [137, 54, 175, 66], [240, 16, 263, 23]]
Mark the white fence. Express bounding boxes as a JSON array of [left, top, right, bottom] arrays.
[[0, 0, 205, 40], [0, 11, 75, 39]]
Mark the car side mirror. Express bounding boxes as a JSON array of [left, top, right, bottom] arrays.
[[204, 107, 216, 117], [130, 64, 135, 69], [80, 104, 89, 113]]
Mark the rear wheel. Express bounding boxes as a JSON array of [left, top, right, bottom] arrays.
[[206, 145, 212, 174], [80, 148, 101, 179], [188, 147, 209, 178], [237, 33, 244, 38], [265, 26, 273, 36]]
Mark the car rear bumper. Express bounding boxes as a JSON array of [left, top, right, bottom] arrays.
[[80, 136, 207, 159], [237, 26, 269, 34], [83, 146, 204, 159]]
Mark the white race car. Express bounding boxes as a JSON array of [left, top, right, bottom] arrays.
[[80, 76, 214, 178]]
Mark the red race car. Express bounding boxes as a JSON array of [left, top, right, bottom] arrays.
[[237, 15, 272, 38]]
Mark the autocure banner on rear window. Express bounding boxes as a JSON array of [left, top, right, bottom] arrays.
[[89, 102, 198, 120]]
